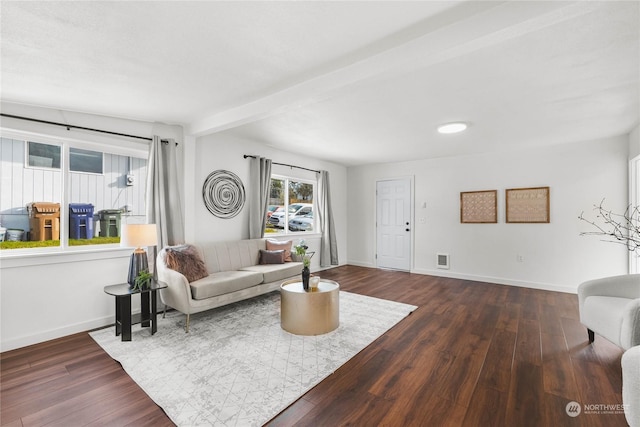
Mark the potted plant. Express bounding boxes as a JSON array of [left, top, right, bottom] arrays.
[[293, 240, 308, 262], [132, 270, 153, 291], [294, 240, 312, 290], [301, 256, 311, 290]]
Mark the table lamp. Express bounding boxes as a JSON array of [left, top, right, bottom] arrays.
[[121, 224, 158, 287]]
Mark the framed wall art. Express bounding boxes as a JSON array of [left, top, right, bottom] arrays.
[[202, 170, 246, 219], [460, 190, 497, 223], [506, 186, 550, 223]]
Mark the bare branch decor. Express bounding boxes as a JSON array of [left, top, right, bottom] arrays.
[[578, 200, 640, 253], [506, 187, 550, 223], [460, 190, 497, 223]]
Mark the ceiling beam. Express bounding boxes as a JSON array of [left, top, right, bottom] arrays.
[[188, 1, 595, 137]]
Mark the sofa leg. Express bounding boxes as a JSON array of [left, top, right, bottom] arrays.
[[185, 314, 190, 333], [588, 328, 595, 343], [163, 304, 167, 319]]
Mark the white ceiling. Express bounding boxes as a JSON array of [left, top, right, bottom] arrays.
[[1, 1, 638, 166]]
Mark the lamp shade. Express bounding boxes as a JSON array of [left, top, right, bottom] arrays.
[[120, 224, 158, 249]]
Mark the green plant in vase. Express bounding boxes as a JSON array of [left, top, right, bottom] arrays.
[[301, 257, 311, 290], [133, 270, 153, 291], [293, 239, 308, 261]]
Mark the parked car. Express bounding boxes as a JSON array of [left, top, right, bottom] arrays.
[[269, 203, 312, 228], [288, 212, 313, 231], [266, 205, 282, 218]]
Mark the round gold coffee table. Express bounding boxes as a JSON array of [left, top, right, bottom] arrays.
[[280, 279, 340, 335]]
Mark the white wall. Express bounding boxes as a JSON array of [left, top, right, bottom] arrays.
[[188, 133, 348, 270], [629, 125, 640, 273], [629, 124, 639, 159], [347, 136, 630, 293], [1, 253, 132, 351], [0, 103, 184, 351]]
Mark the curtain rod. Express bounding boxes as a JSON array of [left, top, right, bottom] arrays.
[[0, 113, 176, 144], [243, 154, 320, 174]]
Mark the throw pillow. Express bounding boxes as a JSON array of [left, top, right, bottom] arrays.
[[259, 249, 285, 265], [164, 244, 209, 282], [266, 239, 293, 262]]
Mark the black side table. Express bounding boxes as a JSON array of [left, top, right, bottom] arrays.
[[103, 281, 167, 341]]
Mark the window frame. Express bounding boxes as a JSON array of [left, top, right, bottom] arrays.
[[630, 154, 640, 274], [69, 147, 104, 175], [1, 129, 149, 257], [267, 174, 317, 236], [25, 140, 62, 170]]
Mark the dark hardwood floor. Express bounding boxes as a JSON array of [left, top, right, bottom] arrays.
[[1, 266, 627, 426]]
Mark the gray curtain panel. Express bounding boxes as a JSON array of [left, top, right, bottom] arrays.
[[146, 136, 185, 264], [248, 156, 272, 239], [317, 170, 338, 266]]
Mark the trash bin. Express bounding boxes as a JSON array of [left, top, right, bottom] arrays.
[[27, 202, 61, 241], [97, 209, 122, 237], [69, 203, 94, 239], [6, 229, 24, 241]]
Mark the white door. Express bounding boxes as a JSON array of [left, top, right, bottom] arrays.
[[376, 178, 411, 271]]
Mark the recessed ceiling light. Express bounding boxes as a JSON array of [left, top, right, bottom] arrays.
[[437, 122, 468, 134]]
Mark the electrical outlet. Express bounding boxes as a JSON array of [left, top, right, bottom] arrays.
[[517, 254, 524, 262], [419, 217, 426, 224]]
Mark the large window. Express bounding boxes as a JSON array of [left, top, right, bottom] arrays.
[[0, 135, 147, 251], [265, 175, 315, 235]]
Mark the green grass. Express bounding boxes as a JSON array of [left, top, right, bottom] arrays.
[[70, 236, 120, 246], [0, 236, 120, 250]]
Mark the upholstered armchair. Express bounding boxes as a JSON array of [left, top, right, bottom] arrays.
[[577, 274, 640, 350], [622, 345, 640, 427]]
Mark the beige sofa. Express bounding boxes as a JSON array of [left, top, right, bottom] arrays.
[[157, 238, 302, 332]]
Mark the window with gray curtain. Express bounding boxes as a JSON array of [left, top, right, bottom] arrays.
[[317, 170, 338, 266], [248, 156, 272, 239], [146, 136, 184, 262]]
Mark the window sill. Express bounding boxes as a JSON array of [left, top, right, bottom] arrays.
[[264, 232, 322, 239], [0, 245, 133, 269]]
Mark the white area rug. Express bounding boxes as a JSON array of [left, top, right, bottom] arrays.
[[90, 291, 416, 427]]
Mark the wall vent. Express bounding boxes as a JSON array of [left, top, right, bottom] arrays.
[[437, 253, 450, 269]]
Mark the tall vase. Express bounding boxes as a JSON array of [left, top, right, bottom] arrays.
[[302, 266, 310, 290]]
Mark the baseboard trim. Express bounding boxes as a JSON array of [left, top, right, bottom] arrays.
[[410, 268, 577, 294], [1, 315, 114, 353], [347, 260, 375, 268]]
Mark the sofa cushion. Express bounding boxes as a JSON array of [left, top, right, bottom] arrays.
[[201, 239, 266, 272], [259, 249, 285, 265], [189, 270, 264, 300], [164, 244, 209, 282], [241, 262, 303, 284], [266, 239, 293, 262]]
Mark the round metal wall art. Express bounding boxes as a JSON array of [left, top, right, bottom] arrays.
[[202, 170, 246, 219]]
